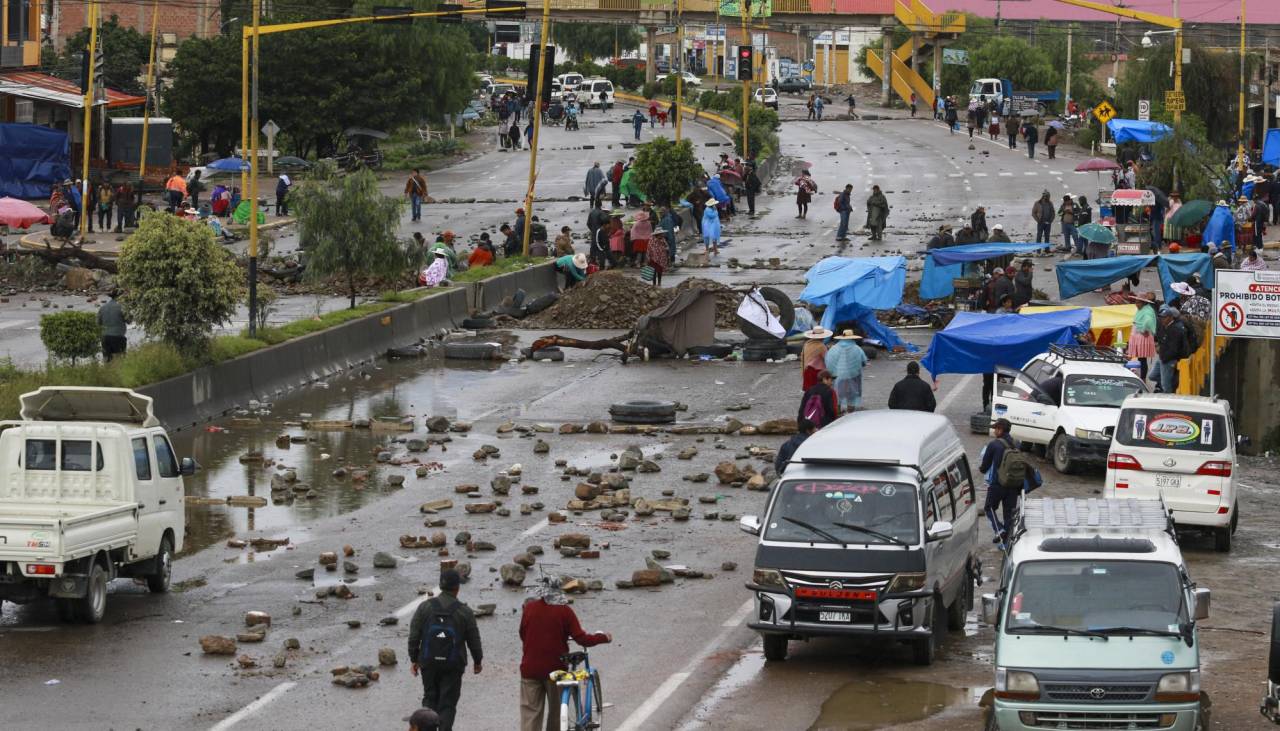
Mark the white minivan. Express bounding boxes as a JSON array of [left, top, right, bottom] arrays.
[[581, 78, 614, 109], [1104, 393, 1240, 552]]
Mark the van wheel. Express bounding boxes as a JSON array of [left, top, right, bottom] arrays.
[[1214, 526, 1232, 553], [77, 562, 108, 624], [1051, 434, 1076, 474], [1231, 507, 1239, 534], [984, 708, 1001, 731], [912, 597, 942, 666], [947, 576, 972, 631], [1267, 603, 1280, 685], [762, 634, 789, 662], [146, 536, 173, 593]]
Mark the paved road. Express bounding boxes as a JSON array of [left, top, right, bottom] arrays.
[[8, 112, 1267, 731]]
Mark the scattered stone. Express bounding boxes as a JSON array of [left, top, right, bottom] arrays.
[[714, 462, 741, 484], [521, 485, 540, 495], [419, 499, 453, 513], [372, 552, 397, 569], [378, 648, 397, 666], [379, 617, 399, 626], [319, 552, 338, 567], [416, 466, 430, 478], [652, 549, 671, 560], [673, 507, 691, 520], [237, 655, 258, 669], [756, 418, 798, 435], [500, 563, 527, 586], [425, 518, 447, 527], [637, 460, 661, 473], [720, 513, 737, 521], [630, 569, 662, 587], [703, 511, 720, 520], [200, 636, 237, 655], [574, 483, 602, 501], [513, 552, 536, 568], [387, 474, 405, 487], [585, 421, 608, 434], [556, 533, 591, 549], [698, 495, 718, 504], [602, 473, 628, 490], [721, 418, 744, 434], [425, 416, 452, 433], [406, 438, 428, 453], [562, 578, 586, 594], [347, 619, 362, 629], [333, 584, 355, 599], [721, 561, 738, 572], [677, 447, 698, 460], [617, 447, 643, 471], [454, 531, 472, 545], [237, 631, 266, 643], [450, 422, 472, 433], [465, 502, 497, 514], [474, 603, 496, 617], [560, 546, 581, 558], [342, 545, 355, 557], [468, 540, 496, 552], [548, 512, 567, 523], [745, 474, 768, 491], [578, 550, 600, 559], [497, 421, 516, 434], [491, 475, 512, 495], [633, 498, 655, 517], [343, 561, 359, 574], [332, 467, 349, 478], [496, 507, 511, 517], [533, 440, 550, 454], [683, 473, 710, 483], [645, 557, 675, 583], [245, 611, 272, 627], [455, 561, 472, 582], [295, 568, 315, 581], [560, 423, 584, 434], [227, 538, 247, 549]]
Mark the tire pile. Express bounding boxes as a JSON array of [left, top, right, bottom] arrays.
[[523, 271, 745, 330]]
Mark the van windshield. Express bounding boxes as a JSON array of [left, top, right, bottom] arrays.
[[765, 480, 919, 546], [1006, 560, 1186, 635], [1115, 408, 1228, 452], [1063, 375, 1145, 407]]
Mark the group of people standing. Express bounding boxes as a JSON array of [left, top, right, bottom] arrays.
[[793, 170, 888, 242], [936, 95, 1058, 159]]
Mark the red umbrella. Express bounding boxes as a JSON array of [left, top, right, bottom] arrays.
[[0, 197, 51, 229], [1074, 157, 1120, 172]]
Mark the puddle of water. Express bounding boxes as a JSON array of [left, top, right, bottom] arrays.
[[808, 678, 973, 731], [677, 649, 767, 730]]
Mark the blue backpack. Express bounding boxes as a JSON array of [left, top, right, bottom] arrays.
[[421, 601, 464, 670]]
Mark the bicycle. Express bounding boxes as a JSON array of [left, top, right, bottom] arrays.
[[551, 650, 603, 731]]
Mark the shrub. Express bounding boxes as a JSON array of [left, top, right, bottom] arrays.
[[39, 311, 101, 364], [113, 343, 189, 388], [641, 81, 660, 100], [209, 336, 268, 363]]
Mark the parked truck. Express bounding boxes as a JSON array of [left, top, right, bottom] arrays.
[[0, 387, 192, 623], [970, 78, 1061, 116]]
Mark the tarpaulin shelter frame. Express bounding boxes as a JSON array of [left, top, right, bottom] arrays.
[[1019, 304, 1138, 348], [798, 256, 916, 352], [0, 123, 71, 199], [920, 309, 1092, 378], [634, 289, 717, 356], [1106, 119, 1172, 144], [1054, 252, 1214, 303], [919, 242, 1052, 300]]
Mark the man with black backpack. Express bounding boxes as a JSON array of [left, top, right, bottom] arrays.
[[409, 570, 483, 731], [979, 418, 1041, 549]]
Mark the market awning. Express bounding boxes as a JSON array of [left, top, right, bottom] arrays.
[[1020, 304, 1137, 340], [0, 70, 145, 109], [1054, 253, 1214, 302], [920, 309, 1091, 378], [1106, 118, 1172, 144], [919, 242, 1050, 299]]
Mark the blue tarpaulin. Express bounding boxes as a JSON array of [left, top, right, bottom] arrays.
[[921, 309, 1091, 378], [207, 157, 249, 172], [707, 176, 731, 205], [1055, 253, 1214, 302], [0, 123, 71, 199], [1201, 204, 1236, 254], [1106, 118, 1173, 144], [799, 256, 916, 352], [1264, 129, 1280, 167], [920, 242, 1052, 299]]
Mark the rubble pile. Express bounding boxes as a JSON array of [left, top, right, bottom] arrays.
[[525, 271, 742, 329]]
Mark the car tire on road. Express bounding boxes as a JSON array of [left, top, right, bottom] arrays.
[[77, 561, 108, 624], [461, 317, 494, 330], [1214, 525, 1232, 553], [686, 344, 734, 358], [609, 400, 677, 424], [529, 349, 565, 362], [946, 575, 971, 631], [1051, 433, 1076, 474], [763, 634, 789, 662], [736, 286, 795, 340], [146, 536, 173, 593], [984, 709, 1001, 731], [912, 596, 942, 666], [969, 413, 991, 435], [524, 292, 559, 315], [860, 345, 878, 360], [742, 344, 787, 362], [444, 342, 503, 360]]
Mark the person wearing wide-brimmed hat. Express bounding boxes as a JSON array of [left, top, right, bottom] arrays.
[[1126, 292, 1158, 381], [554, 252, 589, 290], [800, 327, 832, 392], [629, 209, 652, 267], [646, 224, 669, 287], [825, 330, 869, 414]]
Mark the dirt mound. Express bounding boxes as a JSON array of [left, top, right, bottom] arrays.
[[525, 271, 742, 330]]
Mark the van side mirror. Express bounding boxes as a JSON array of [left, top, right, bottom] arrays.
[[180, 457, 198, 477], [981, 593, 1000, 626], [739, 515, 761, 536], [926, 521, 954, 542], [1193, 587, 1210, 620]]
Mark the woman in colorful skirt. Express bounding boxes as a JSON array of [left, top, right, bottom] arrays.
[[629, 210, 652, 267], [1127, 292, 1158, 381]]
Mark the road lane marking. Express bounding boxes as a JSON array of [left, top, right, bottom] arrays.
[[616, 598, 755, 731], [998, 172, 1013, 177], [937, 373, 977, 414], [208, 681, 297, 731], [0, 321, 22, 330], [1023, 171, 1039, 176]]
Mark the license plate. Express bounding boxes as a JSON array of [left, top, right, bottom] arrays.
[[818, 611, 851, 623], [1155, 476, 1181, 488]]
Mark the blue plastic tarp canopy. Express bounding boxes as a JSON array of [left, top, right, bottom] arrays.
[[207, 157, 250, 172], [1054, 253, 1214, 302], [921, 309, 1091, 378], [1201, 204, 1236, 254], [799, 256, 916, 352], [1264, 129, 1280, 167], [920, 242, 1051, 299], [707, 176, 731, 205], [1106, 118, 1172, 144], [0, 123, 71, 199]]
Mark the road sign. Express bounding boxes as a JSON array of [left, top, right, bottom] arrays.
[[1093, 100, 1117, 124], [1137, 99, 1150, 121], [802, 60, 815, 72], [261, 119, 280, 138], [1213, 270, 1280, 339], [1164, 90, 1185, 112], [941, 48, 968, 66]]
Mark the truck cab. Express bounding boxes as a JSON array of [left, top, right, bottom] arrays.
[[982, 497, 1210, 731], [0, 387, 192, 623]]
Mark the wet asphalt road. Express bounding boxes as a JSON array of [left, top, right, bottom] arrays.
[[3, 112, 1273, 731]]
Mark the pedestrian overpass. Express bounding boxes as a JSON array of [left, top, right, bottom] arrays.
[[864, 0, 964, 111]]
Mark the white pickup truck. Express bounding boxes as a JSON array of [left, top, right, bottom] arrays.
[[0, 387, 191, 623]]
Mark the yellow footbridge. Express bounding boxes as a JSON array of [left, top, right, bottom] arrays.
[[864, 0, 963, 111]]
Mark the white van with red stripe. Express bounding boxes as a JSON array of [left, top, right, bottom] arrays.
[[1103, 394, 1239, 552]]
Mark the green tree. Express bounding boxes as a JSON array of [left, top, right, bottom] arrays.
[[1116, 39, 1253, 147], [118, 211, 245, 357], [969, 36, 1056, 93], [163, 34, 242, 156], [631, 138, 703, 206], [58, 15, 152, 93], [40, 312, 101, 364], [1138, 114, 1231, 201], [553, 23, 641, 62], [292, 163, 421, 309]]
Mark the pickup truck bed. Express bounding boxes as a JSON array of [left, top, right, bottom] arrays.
[[0, 503, 138, 572]]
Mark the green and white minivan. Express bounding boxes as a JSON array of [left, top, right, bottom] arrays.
[[981, 497, 1211, 731]]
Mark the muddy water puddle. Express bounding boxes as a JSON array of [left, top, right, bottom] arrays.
[[809, 678, 979, 731]]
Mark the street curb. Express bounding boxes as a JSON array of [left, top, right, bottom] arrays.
[[16, 216, 296, 257]]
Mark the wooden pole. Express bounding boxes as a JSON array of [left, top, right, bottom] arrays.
[[522, 0, 552, 255]]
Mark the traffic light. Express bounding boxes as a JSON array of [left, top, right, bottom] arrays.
[[736, 46, 753, 81], [78, 47, 105, 95], [525, 45, 556, 105]]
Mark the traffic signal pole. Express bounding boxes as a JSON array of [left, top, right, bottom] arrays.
[[79, 0, 100, 237], [741, 0, 751, 159], [139, 0, 159, 180]]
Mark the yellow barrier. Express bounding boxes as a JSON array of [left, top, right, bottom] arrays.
[[1176, 322, 1227, 396]]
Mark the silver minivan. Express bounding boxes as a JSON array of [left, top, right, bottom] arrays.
[[740, 411, 980, 665]]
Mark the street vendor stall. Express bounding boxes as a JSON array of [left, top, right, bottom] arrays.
[[1106, 188, 1155, 255], [799, 256, 916, 351], [1019, 304, 1137, 349], [920, 309, 1092, 378], [919, 242, 1051, 303], [1054, 252, 1214, 303]]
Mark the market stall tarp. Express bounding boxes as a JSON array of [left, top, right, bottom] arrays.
[[921, 309, 1091, 378], [0, 123, 71, 199], [1019, 304, 1137, 340], [1201, 204, 1235, 252], [1264, 129, 1280, 167], [1106, 118, 1172, 144], [799, 255, 915, 351], [1055, 253, 1214, 302], [920, 242, 1050, 299], [635, 289, 716, 355]]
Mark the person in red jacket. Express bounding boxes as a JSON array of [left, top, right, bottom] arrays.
[[519, 584, 611, 731]]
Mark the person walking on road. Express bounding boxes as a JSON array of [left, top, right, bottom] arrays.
[[774, 418, 816, 475], [887, 361, 936, 412], [800, 326, 831, 392], [406, 169, 429, 223], [1154, 306, 1189, 393], [1057, 195, 1077, 254], [835, 184, 853, 242], [1127, 292, 1157, 381], [409, 570, 482, 731], [518, 583, 612, 731], [1022, 119, 1039, 159], [609, 161, 624, 207], [1031, 190, 1054, 244], [909, 92, 917, 118], [584, 163, 606, 209], [97, 289, 128, 362], [700, 205, 721, 258], [1005, 115, 1019, 150], [275, 175, 292, 217], [806, 94, 817, 120], [944, 103, 958, 134], [865, 185, 889, 241], [631, 110, 645, 141], [1044, 123, 1059, 159], [187, 169, 204, 212], [799, 370, 839, 429], [744, 162, 761, 217], [825, 330, 869, 414], [979, 418, 1038, 549], [793, 170, 817, 219], [814, 95, 824, 120]]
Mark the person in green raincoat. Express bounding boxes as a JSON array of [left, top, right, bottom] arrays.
[[430, 231, 459, 276], [619, 167, 646, 208], [865, 185, 889, 241]]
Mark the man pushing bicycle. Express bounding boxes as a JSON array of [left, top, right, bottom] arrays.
[[519, 582, 612, 731]]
